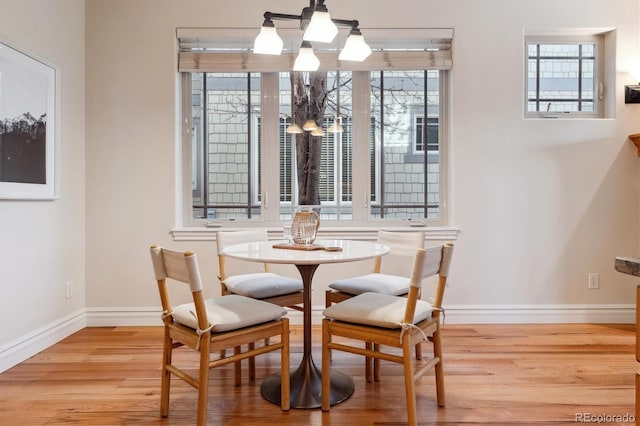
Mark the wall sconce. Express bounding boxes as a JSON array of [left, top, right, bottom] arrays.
[[625, 84, 640, 104]]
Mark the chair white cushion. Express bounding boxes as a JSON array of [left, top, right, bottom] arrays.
[[223, 272, 303, 299], [322, 292, 433, 329], [328, 273, 410, 296], [172, 294, 287, 333]]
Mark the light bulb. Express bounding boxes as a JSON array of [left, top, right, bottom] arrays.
[[293, 41, 320, 71], [303, 4, 338, 43], [253, 20, 283, 55], [339, 29, 372, 62]]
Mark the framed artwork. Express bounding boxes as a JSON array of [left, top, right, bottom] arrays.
[[0, 41, 56, 200]]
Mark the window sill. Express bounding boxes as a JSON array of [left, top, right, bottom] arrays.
[[171, 225, 461, 242]]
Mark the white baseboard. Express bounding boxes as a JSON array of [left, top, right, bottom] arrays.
[[0, 309, 85, 373], [84, 303, 636, 326], [442, 304, 636, 324], [85, 307, 164, 326], [2, 304, 634, 373], [80, 303, 640, 327]]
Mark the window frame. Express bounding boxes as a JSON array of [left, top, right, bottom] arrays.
[[369, 70, 445, 221], [524, 34, 605, 119], [177, 28, 454, 230], [181, 70, 450, 228], [413, 115, 439, 154]]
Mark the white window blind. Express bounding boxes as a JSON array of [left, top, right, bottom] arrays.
[[176, 27, 453, 72]]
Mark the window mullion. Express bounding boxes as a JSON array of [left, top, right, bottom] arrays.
[[203, 73, 210, 219], [260, 72, 281, 223], [535, 44, 540, 112], [351, 71, 372, 222], [423, 70, 428, 218], [247, 74, 253, 218], [378, 71, 385, 219], [578, 45, 583, 111]]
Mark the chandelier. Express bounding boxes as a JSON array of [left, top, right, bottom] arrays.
[[253, 0, 372, 71]]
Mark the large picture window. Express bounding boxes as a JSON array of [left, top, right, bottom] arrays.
[[188, 69, 446, 224], [179, 28, 452, 227]]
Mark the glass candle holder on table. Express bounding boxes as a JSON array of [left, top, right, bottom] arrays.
[[283, 223, 293, 244]]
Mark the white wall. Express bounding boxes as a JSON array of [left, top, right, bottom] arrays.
[[0, 0, 86, 370], [4, 0, 640, 371], [450, 1, 640, 311], [84, 0, 640, 323]]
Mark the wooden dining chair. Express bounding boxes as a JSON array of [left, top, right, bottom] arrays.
[[217, 230, 303, 311], [325, 230, 425, 374], [321, 243, 454, 426], [325, 230, 425, 306], [149, 245, 290, 426]]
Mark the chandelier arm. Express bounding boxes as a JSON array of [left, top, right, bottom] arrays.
[[265, 11, 359, 30], [331, 18, 359, 29], [265, 12, 304, 22]]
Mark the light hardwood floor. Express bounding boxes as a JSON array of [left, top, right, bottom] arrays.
[[0, 323, 635, 425]]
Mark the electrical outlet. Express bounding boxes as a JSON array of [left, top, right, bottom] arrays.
[[65, 281, 73, 299], [588, 273, 599, 289]]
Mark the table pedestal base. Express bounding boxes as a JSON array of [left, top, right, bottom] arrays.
[[261, 357, 354, 409]]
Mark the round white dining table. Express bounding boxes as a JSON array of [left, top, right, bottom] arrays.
[[222, 238, 390, 409]]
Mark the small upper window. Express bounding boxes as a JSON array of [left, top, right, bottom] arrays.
[[525, 35, 604, 118], [414, 116, 439, 153]]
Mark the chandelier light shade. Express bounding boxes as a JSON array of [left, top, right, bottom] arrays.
[[253, 1, 371, 68], [338, 28, 372, 61], [302, 3, 338, 43], [302, 118, 319, 131], [310, 127, 325, 137], [293, 41, 320, 71], [253, 19, 284, 55], [286, 123, 304, 134]]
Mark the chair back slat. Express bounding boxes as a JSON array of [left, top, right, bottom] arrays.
[[428, 243, 454, 312], [403, 248, 427, 324], [150, 245, 208, 329], [408, 248, 428, 289], [416, 245, 443, 284], [378, 230, 425, 256], [439, 244, 454, 277], [184, 251, 204, 293], [404, 243, 454, 323], [373, 230, 424, 274], [150, 245, 168, 280], [150, 246, 204, 293], [217, 230, 270, 279]]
